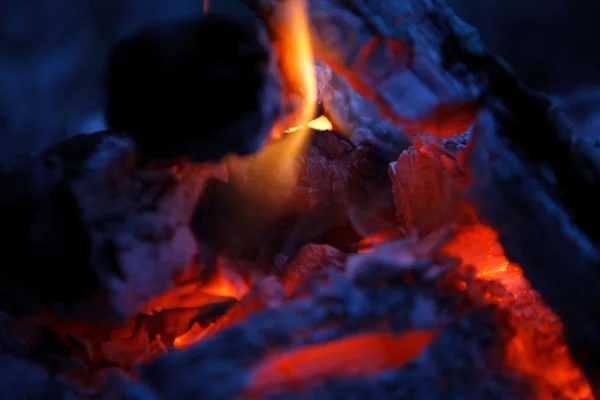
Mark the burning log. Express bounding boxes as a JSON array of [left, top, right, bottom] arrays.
[[0, 0, 598, 398], [104, 14, 282, 162], [139, 235, 531, 399], [0, 131, 224, 322], [281, 243, 346, 295], [243, 0, 483, 138], [467, 109, 600, 396], [240, 0, 600, 393], [315, 62, 412, 162]]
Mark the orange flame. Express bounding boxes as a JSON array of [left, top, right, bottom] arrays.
[[284, 115, 333, 134], [249, 0, 317, 205]]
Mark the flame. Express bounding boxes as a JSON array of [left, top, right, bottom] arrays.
[[249, 0, 317, 206], [284, 115, 333, 134], [276, 0, 317, 128], [244, 331, 436, 397]]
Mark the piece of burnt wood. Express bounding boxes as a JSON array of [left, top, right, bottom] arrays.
[[389, 138, 472, 237], [0, 131, 224, 323], [281, 243, 346, 295], [466, 111, 600, 398], [242, 0, 484, 138], [139, 236, 529, 400], [104, 13, 282, 162], [0, 354, 75, 400], [315, 61, 412, 162], [412, 0, 600, 393]]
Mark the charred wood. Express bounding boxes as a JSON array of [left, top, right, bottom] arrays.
[[243, 0, 483, 138], [0, 132, 223, 323], [467, 111, 600, 397], [104, 14, 282, 162], [242, 0, 600, 393], [389, 138, 473, 237], [140, 236, 528, 400]]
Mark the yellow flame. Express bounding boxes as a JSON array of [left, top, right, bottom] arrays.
[[284, 115, 333, 133], [249, 0, 317, 207], [278, 0, 317, 127], [307, 115, 333, 131]]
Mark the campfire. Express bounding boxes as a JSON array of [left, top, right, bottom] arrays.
[[1, 0, 599, 399]]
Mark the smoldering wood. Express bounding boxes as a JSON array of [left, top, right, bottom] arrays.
[[0, 0, 598, 398], [389, 138, 472, 237], [243, 0, 600, 393], [467, 110, 600, 397], [192, 129, 387, 265], [0, 131, 224, 323], [315, 62, 411, 162], [242, 0, 484, 138], [139, 237, 527, 400], [104, 14, 283, 162]]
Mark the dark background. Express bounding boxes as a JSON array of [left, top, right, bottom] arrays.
[[0, 0, 598, 160]]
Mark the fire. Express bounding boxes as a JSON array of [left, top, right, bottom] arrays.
[[248, 0, 318, 206], [284, 115, 333, 134], [442, 223, 592, 399], [306, 115, 333, 131], [275, 0, 317, 128]]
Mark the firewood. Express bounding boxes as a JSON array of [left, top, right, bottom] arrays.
[[0, 132, 224, 323], [242, 0, 600, 394], [139, 236, 528, 400], [467, 110, 600, 397], [104, 14, 283, 162], [315, 62, 412, 162], [389, 138, 472, 237], [242, 0, 484, 138]]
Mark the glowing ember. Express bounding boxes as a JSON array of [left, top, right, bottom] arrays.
[[356, 230, 401, 253], [244, 331, 436, 397], [442, 223, 592, 398], [441, 224, 509, 278]]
